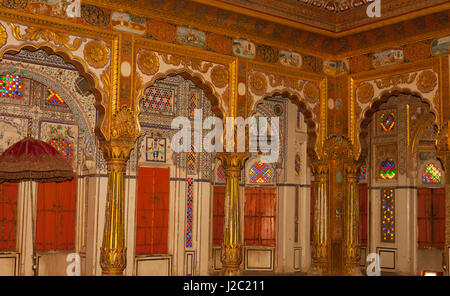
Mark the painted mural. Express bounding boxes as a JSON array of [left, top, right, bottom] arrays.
[[372, 49, 404, 68], [323, 60, 349, 75], [232, 39, 255, 59], [279, 50, 302, 68], [145, 136, 167, 162], [431, 36, 450, 56], [111, 12, 146, 35], [176, 27, 206, 48]]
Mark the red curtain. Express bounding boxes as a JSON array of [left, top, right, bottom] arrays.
[[244, 187, 276, 246], [136, 167, 170, 255], [212, 185, 225, 246], [359, 183, 368, 246], [418, 187, 445, 248], [0, 182, 18, 251], [36, 175, 77, 251]]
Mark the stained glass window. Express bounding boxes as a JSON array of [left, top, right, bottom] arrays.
[[49, 138, 72, 161], [186, 177, 194, 248], [359, 165, 367, 180], [45, 88, 66, 106], [189, 92, 197, 117], [380, 158, 396, 180], [381, 189, 395, 242], [142, 86, 175, 115], [380, 113, 395, 132], [422, 163, 441, 184], [295, 153, 301, 176], [217, 165, 226, 182], [0, 74, 23, 99], [249, 161, 273, 184]]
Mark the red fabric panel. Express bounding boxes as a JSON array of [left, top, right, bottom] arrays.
[[0, 182, 18, 251], [136, 167, 170, 255], [36, 175, 77, 251], [358, 184, 368, 246], [244, 187, 276, 246], [212, 186, 225, 246]]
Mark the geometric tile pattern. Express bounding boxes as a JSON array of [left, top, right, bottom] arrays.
[[0, 74, 23, 99], [422, 163, 441, 184], [186, 177, 194, 248], [142, 86, 175, 115], [187, 151, 197, 172], [49, 138, 72, 161], [380, 158, 396, 180], [359, 165, 367, 180], [45, 88, 66, 106], [381, 188, 395, 242], [189, 92, 197, 118], [217, 164, 226, 182], [295, 153, 301, 176], [380, 112, 395, 132], [249, 161, 273, 184]]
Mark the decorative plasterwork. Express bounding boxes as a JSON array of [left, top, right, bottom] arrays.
[[350, 58, 441, 159]]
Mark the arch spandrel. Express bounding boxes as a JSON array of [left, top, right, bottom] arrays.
[[351, 63, 442, 161], [245, 66, 326, 159], [0, 20, 121, 143]]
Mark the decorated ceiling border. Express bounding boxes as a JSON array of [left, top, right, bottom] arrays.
[[349, 57, 443, 159], [246, 61, 326, 158], [0, 9, 121, 143]]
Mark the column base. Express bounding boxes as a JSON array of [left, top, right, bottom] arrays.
[[100, 247, 127, 276]]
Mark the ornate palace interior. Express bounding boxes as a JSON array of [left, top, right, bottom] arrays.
[[0, 0, 449, 276]]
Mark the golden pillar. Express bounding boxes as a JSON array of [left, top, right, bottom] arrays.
[[437, 122, 450, 274], [343, 161, 361, 275], [99, 106, 139, 276], [309, 159, 329, 275], [217, 152, 248, 276]]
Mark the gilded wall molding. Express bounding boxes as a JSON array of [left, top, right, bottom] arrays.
[[349, 58, 442, 159]]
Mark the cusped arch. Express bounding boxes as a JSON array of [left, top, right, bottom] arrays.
[[0, 44, 107, 141], [357, 87, 439, 162], [137, 68, 226, 121], [250, 89, 319, 160]]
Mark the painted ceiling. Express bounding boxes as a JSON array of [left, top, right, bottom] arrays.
[[202, 0, 449, 32]]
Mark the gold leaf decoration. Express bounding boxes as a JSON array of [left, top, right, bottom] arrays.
[[356, 82, 374, 104], [249, 72, 267, 96], [161, 53, 212, 73], [375, 73, 417, 89], [210, 65, 228, 89], [303, 82, 319, 103], [11, 24, 85, 51], [416, 70, 437, 93], [111, 106, 139, 141], [0, 23, 6, 49], [84, 40, 109, 68], [137, 50, 159, 76]]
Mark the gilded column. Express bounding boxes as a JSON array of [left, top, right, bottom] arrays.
[[309, 160, 329, 275], [99, 106, 139, 276], [217, 152, 248, 276], [343, 161, 362, 275]]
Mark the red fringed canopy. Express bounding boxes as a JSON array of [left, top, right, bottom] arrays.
[[0, 136, 73, 183]]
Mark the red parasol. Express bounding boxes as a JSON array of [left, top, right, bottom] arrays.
[[0, 131, 73, 275], [0, 134, 73, 183]]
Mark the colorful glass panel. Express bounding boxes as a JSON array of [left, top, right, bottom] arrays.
[[186, 177, 194, 248], [142, 86, 174, 114], [359, 165, 367, 180], [0, 74, 23, 99], [45, 88, 66, 106], [187, 151, 197, 172], [249, 162, 273, 184], [295, 153, 301, 176], [189, 92, 197, 117], [422, 163, 441, 184], [381, 189, 395, 242], [380, 113, 395, 132], [380, 158, 396, 180], [49, 138, 72, 161], [217, 165, 226, 182]]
